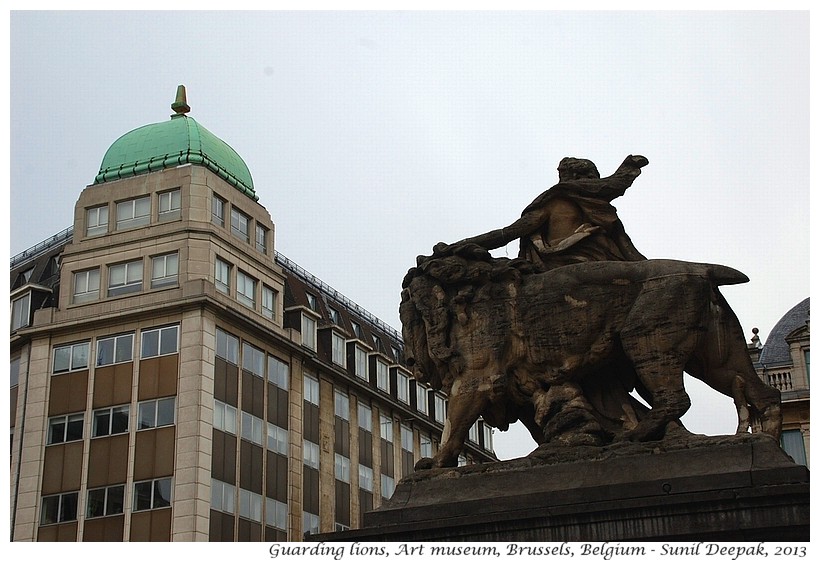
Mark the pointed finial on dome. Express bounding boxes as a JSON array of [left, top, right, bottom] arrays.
[[171, 85, 191, 116]]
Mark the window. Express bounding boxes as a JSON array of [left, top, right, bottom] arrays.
[[237, 270, 257, 308], [255, 224, 268, 253], [303, 440, 320, 469], [53, 342, 89, 374], [93, 405, 129, 437], [267, 422, 288, 456], [242, 342, 265, 377], [266, 498, 287, 530], [401, 424, 413, 451], [108, 259, 143, 296], [416, 383, 429, 415], [141, 325, 178, 358], [262, 285, 277, 320], [397, 371, 410, 404], [247, 490, 273, 525], [354, 346, 368, 380], [380, 415, 393, 443], [380, 475, 394, 499], [304, 375, 319, 406], [329, 307, 341, 325], [48, 413, 84, 444], [351, 321, 363, 339], [214, 400, 237, 435], [334, 390, 349, 420], [392, 345, 404, 364], [215, 258, 231, 294], [73, 268, 101, 304], [11, 293, 31, 330], [358, 403, 372, 431], [87, 485, 125, 518], [116, 196, 150, 230], [158, 189, 181, 221], [41, 492, 79, 525], [334, 453, 350, 483], [420, 433, 432, 458], [483, 423, 494, 451], [216, 328, 239, 364], [331, 332, 346, 366], [11, 355, 21, 387], [376, 359, 389, 392], [781, 429, 807, 466], [134, 478, 172, 511], [212, 194, 226, 226], [469, 421, 479, 443], [230, 207, 251, 242], [211, 479, 235, 514], [151, 253, 179, 288], [303, 512, 319, 535], [86, 205, 109, 237], [96, 333, 133, 366], [138, 397, 175, 429], [268, 356, 289, 390], [458, 454, 467, 467], [434, 394, 447, 424], [302, 314, 317, 351], [241, 412, 264, 445], [358, 465, 374, 492], [306, 292, 318, 312]]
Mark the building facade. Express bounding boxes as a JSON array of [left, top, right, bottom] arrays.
[[749, 298, 810, 467], [9, 88, 496, 542]]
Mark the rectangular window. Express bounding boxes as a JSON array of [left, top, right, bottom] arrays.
[[255, 224, 268, 254], [141, 324, 178, 358], [304, 374, 319, 406], [11, 293, 31, 330], [380, 414, 393, 443], [216, 327, 239, 365], [96, 333, 134, 366], [416, 383, 429, 415], [303, 440, 320, 469], [237, 270, 257, 308], [354, 346, 367, 380], [242, 342, 265, 377], [41, 492, 79, 525], [230, 207, 251, 242], [301, 314, 317, 351], [93, 405, 129, 437], [86, 205, 109, 237], [268, 355, 289, 390], [267, 422, 288, 456], [334, 390, 349, 420], [214, 400, 237, 435], [215, 257, 231, 294], [212, 194, 226, 227], [116, 196, 150, 230], [420, 433, 432, 458], [11, 355, 20, 387], [211, 479, 235, 514], [329, 307, 341, 325], [397, 371, 410, 404], [266, 498, 287, 530], [241, 411, 264, 445], [239, 488, 263, 522], [401, 424, 413, 451], [469, 421, 479, 443], [138, 397, 175, 429], [108, 259, 143, 296], [262, 285, 276, 320], [358, 403, 372, 431], [151, 252, 179, 289], [483, 423, 493, 451], [376, 359, 389, 392], [53, 342, 89, 374], [303, 512, 319, 536], [434, 394, 447, 424], [133, 478, 172, 511], [380, 475, 394, 499], [358, 465, 373, 492], [331, 332, 346, 367], [73, 267, 101, 304], [351, 321, 363, 339], [87, 485, 125, 518], [48, 413, 84, 444], [334, 453, 350, 483], [158, 189, 181, 221]]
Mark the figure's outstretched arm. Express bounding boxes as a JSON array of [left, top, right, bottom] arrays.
[[440, 208, 548, 253]]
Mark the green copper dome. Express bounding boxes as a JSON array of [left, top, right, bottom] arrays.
[[94, 86, 257, 200]]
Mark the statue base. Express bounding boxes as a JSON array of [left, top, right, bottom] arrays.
[[314, 434, 808, 542]]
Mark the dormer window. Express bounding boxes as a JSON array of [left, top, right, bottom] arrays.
[[351, 321, 363, 340], [306, 292, 318, 312]]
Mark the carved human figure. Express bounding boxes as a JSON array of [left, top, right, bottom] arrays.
[[437, 155, 648, 271]]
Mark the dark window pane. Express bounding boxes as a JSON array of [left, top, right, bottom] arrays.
[[97, 339, 114, 366], [142, 331, 159, 358], [139, 402, 156, 429], [60, 493, 78, 522], [111, 406, 129, 434], [94, 410, 111, 437], [134, 482, 152, 511], [49, 418, 66, 444], [107, 485, 125, 515], [87, 488, 107, 518], [156, 398, 175, 426], [41, 496, 59, 525], [154, 479, 172, 508], [159, 327, 178, 355], [116, 335, 133, 362]]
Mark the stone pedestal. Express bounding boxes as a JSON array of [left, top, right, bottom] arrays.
[[314, 434, 809, 542]]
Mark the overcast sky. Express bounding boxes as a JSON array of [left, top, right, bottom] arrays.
[[8, 9, 810, 459]]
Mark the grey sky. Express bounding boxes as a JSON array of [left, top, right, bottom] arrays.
[[8, 10, 810, 459]]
